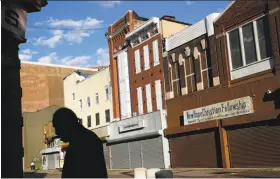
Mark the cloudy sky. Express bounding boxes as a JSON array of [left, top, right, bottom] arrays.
[[19, 1, 230, 68]]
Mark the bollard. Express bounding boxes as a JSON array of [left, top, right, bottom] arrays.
[[146, 168, 160, 179], [155, 170, 173, 178], [134, 168, 147, 179]]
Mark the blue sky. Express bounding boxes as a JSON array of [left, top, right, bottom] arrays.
[[19, 1, 231, 67]]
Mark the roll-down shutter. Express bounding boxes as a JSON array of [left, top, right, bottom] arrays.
[[142, 137, 165, 168], [103, 143, 110, 169], [227, 120, 280, 168], [47, 154, 55, 169], [129, 141, 142, 168], [169, 129, 220, 168], [111, 143, 130, 169]]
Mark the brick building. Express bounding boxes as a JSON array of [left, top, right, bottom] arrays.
[[106, 11, 190, 169], [20, 61, 97, 112], [164, 1, 280, 168]]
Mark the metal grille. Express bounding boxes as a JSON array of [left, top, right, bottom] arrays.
[[129, 141, 142, 168], [47, 154, 55, 169], [111, 143, 130, 169], [142, 137, 165, 168], [169, 129, 220, 168], [103, 143, 110, 169], [227, 120, 280, 168]]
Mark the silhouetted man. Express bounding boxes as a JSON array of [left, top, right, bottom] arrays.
[[52, 108, 108, 178]]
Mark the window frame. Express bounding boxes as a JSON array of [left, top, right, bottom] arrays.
[[87, 96, 91, 107], [105, 86, 110, 101], [95, 93, 99, 104], [226, 14, 273, 80], [72, 93, 75, 100], [105, 109, 110, 123], [87, 115, 91, 128], [95, 113, 100, 126]]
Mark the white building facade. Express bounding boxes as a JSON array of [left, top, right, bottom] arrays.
[[63, 66, 112, 168]]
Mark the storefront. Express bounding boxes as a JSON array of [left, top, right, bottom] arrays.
[[107, 110, 170, 169]]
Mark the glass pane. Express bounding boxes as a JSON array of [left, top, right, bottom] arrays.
[[229, 29, 243, 69], [242, 23, 257, 64], [257, 16, 272, 59]]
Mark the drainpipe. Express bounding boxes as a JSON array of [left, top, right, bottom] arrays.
[[1, 1, 47, 177]]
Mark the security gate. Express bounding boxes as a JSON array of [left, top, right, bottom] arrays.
[[111, 137, 165, 169], [47, 154, 55, 169], [103, 143, 110, 169]]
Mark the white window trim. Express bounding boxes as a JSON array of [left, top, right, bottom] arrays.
[[226, 14, 273, 80], [153, 40, 160, 66], [143, 45, 150, 70], [134, 49, 141, 74]]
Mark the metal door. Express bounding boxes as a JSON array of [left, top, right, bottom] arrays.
[[141, 137, 165, 168], [47, 154, 55, 169], [103, 143, 110, 169], [227, 120, 280, 168], [169, 129, 221, 168], [129, 141, 142, 168], [111, 143, 130, 169]]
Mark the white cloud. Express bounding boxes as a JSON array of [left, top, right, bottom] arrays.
[[97, 1, 121, 8], [33, 17, 103, 48], [185, 1, 194, 5], [35, 48, 109, 67], [38, 52, 59, 64], [19, 49, 39, 61]]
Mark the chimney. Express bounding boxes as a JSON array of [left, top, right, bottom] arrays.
[[162, 15, 176, 21]]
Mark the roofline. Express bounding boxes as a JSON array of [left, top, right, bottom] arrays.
[[21, 60, 98, 72], [64, 66, 110, 85], [160, 17, 192, 26], [213, 1, 235, 23]]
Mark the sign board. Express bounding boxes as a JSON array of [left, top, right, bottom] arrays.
[[1, 4, 27, 40], [118, 120, 145, 133], [184, 96, 254, 125]]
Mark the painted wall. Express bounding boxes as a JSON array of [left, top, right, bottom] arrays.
[[64, 67, 113, 137], [161, 19, 189, 39], [20, 61, 97, 112]]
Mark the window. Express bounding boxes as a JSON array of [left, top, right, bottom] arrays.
[[87, 96, 91, 107], [153, 40, 160, 66], [141, 34, 149, 41], [227, 15, 272, 79], [95, 93, 99, 104], [95, 113, 100, 126], [146, 84, 152, 113], [105, 86, 110, 100], [143, 45, 150, 70], [137, 87, 143, 115], [135, 50, 141, 74], [72, 93, 75, 100], [78, 118, 83, 125], [105, 109, 110, 123], [155, 80, 162, 110], [79, 99, 82, 108], [87, 116, 91, 128]]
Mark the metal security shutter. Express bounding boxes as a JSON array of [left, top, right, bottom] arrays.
[[111, 143, 130, 169], [227, 120, 280, 168], [169, 129, 220, 168], [47, 154, 55, 169], [142, 137, 165, 168], [129, 141, 142, 168], [54, 153, 60, 169], [103, 143, 110, 169]]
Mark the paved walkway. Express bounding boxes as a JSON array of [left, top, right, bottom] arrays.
[[23, 168, 280, 178]]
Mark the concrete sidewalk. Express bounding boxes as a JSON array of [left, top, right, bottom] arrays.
[[24, 168, 280, 178]]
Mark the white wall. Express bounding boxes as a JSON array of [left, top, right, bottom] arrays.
[[64, 67, 113, 131]]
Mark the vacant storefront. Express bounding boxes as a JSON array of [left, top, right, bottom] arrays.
[[107, 110, 170, 169], [169, 128, 222, 168]]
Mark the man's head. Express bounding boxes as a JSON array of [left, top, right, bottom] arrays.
[[52, 107, 80, 142]]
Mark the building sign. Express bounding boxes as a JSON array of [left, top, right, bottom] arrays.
[[1, 4, 27, 40], [118, 120, 145, 133], [184, 96, 254, 125]]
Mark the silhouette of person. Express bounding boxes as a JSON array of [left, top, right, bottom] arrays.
[[52, 107, 108, 178]]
